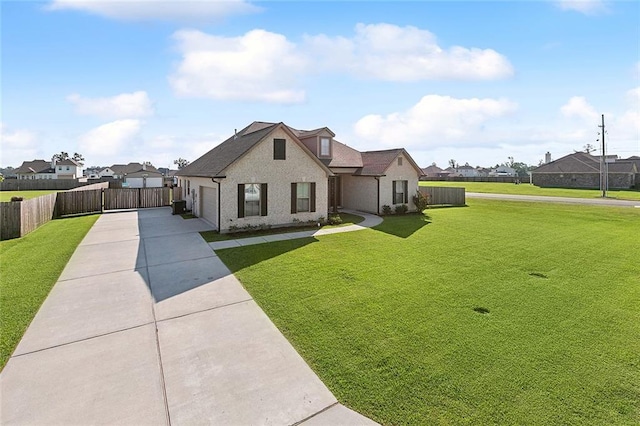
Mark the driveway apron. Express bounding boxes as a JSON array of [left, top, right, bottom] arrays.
[[1, 207, 377, 425]]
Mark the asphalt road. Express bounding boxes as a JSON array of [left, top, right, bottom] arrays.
[[467, 192, 640, 208]]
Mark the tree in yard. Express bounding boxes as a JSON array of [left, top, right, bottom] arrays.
[[72, 153, 85, 166], [174, 158, 189, 169], [52, 151, 70, 162], [583, 144, 597, 154], [448, 159, 457, 168]]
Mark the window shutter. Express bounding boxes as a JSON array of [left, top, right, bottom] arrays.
[[403, 181, 408, 203], [291, 182, 297, 214], [392, 181, 397, 204], [260, 183, 268, 216], [310, 182, 316, 212], [237, 184, 245, 218]]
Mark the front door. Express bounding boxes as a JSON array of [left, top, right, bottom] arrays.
[[328, 175, 342, 212]]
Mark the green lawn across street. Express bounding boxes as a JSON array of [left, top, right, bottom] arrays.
[[419, 181, 640, 201], [216, 199, 640, 425]]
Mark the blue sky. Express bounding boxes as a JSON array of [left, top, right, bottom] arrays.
[[2, 0, 638, 170]]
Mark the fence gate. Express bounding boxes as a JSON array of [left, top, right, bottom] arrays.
[[104, 188, 170, 210]]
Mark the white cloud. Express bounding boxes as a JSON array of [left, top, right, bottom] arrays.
[[353, 95, 518, 150], [560, 96, 599, 121], [78, 119, 142, 158], [46, 0, 259, 22], [169, 29, 307, 103], [556, 0, 608, 15], [305, 23, 514, 81], [133, 133, 225, 168], [67, 91, 154, 119], [0, 123, 39, 166]]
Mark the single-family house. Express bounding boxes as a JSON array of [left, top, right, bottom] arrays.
[[108, 162, 164, 188], [175, 121, 423, 232], [16, 159, 82, 180], [421, 164, 450, 179], [454, 164, 478, 177], [490, 166, 516, 177], [531, 152, 638, 189]]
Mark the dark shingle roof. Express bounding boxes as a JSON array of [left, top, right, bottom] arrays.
[[422, 165, 443, 174], [16, 160, 54, 174], [325, 140, 363, 168], [176, 122, 279, 177], [534, 152, 639, 174], [56, 159, 80, 166], [357, 149, 404, 176], [110, 162, 160, 175]]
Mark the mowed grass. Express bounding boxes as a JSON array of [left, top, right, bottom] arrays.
[[0, 215, 99, 369], [217, 200, 640, 425], [0, 190, 59, 201], [420, 181, 640, 200]]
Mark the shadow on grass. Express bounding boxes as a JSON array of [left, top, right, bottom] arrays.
[[372, 213, 431, 238], [216, 237, 318, 273]]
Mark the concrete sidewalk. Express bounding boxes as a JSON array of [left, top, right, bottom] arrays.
[[1, 207, 378, 425], [209, 209, 383, 250]]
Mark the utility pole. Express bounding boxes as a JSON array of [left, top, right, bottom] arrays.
[[598, 114, 607, 197]]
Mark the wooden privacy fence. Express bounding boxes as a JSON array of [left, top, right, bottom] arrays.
[[419, 186, 466, 206], [421, 176, 527, 183], [0, 179, 91, 191], [0, 193, 57, 240], [1, 187, 172, 240]]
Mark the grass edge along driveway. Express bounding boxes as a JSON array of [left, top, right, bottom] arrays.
[[217, 200, 640, 425], [419, 181, 640, 201], [0, 214, 99, 369]]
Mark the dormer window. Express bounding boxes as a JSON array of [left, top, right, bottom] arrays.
[[320, 137, 331, 157]]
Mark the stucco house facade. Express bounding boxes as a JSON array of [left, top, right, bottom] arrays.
[[176, 121, 423, 232], [531, 152, 638, 189]]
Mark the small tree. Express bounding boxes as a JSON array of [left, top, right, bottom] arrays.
[[174, 158, 190, 169], [412, 190, 430, 213], [72, 152, 85, 166]]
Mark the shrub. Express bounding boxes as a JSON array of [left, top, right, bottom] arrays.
[[394, 204, 408, 215], [328, 214, 343, 225], [412, 191, 430, 213], [10, 196, 23, 202], [382, 205, 392, 215]]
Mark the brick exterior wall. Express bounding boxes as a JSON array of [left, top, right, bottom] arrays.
[[532, 173, 635, 189]]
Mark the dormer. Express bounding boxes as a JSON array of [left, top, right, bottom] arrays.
[[295, 127, 336, 160]]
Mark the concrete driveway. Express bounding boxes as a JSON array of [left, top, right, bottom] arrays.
[[1, 208, 377, 425]]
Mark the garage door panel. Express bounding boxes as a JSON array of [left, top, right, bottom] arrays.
[[201, 187, 218, 229]]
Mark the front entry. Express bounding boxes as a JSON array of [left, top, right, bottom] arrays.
[[328, 175, 342, 213]]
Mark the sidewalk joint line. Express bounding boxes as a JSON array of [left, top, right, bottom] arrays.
[[291, 402, 340, 425], [156, 298, 254, 323]]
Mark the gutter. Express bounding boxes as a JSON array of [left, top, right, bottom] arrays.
[[211, 176, 226, 231], [374, 176, 380, 215]]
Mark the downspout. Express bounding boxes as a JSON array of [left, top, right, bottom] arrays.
[[212, 176, 225, 232], [374, 176, 380, 215]]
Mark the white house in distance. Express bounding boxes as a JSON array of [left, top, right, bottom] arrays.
[[15, 159, 83, 180], [107, 162, 163, 188], [176, 121, 423, 232]]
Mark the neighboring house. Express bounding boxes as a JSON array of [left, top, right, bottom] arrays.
[[490, 166, 516, 177], [16, 159, 82, 180], [476, 167, 491, 177], [454, 164, 478, 177], [175, 121, 423, 232], [531, 152, 638, 189], [108, 162, 163, 188], [98, 167, 115, 178], [158, 168, 179, 186], [421, 164, 450, 178]]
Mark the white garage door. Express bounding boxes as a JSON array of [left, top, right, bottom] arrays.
[[200, 186, 218, 229]]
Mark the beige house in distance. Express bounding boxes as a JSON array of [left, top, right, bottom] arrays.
[[176, 121, 423, 232]]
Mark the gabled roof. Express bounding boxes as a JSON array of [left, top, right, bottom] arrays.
[[16, 160, 54, 174], [533, 152, 600, 174], [325, 139, 363, 168], [56, 159, 80, 166], [356, 148, 424, 177], [422, 165, 443, 174], [110, 162, 160, 175], [533, 152, 639, 174], [286, 126, 336, 139]]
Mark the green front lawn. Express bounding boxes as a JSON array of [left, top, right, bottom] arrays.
[[217, 200, 640, 425], [0, 215, 99, 369], [0, 190, 59, 202], [200, 212, 364, 242], [420, 181, 640, 200]]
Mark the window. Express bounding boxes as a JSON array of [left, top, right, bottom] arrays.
[[291, 182, 316, 213], [58, 166, 62, 171], [274, 139, 286, 160], [66, 166, 70, 170], [320, 137, 331, 156], [238, 183, 267, 218], [398, 157, 403, 166], [392, 180, 408, 204]]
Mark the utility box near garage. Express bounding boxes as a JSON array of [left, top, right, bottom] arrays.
[[172, 199, 186, 215]]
